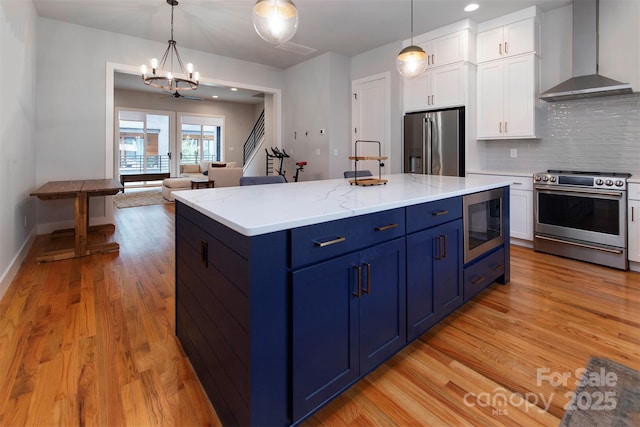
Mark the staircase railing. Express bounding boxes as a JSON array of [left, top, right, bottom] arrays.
[[243, 110, 265, 165]]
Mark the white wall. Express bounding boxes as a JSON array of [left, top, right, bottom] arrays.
[[0, 0, 37, 299], [115, 89, 260, 166], [35, 17, 285, 230], [283, 52, 352, 181]]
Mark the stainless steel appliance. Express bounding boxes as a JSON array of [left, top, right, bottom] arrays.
[[403, 107, 464, 177], [533, 170, 631, 270], [463, 187, 505, 263]]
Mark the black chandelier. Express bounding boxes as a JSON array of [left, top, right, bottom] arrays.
[[141, 0, 199, 91]]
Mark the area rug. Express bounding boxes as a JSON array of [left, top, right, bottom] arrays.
[[559, 357, 640, 426], [113, 189, 171, 208]]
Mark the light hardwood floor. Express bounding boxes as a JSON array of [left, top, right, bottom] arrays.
[[0, 202, 638, 426]]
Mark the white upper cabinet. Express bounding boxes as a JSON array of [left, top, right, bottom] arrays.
[[403, 63, 467, 112], [423, 30, 470, 68], [401, 22, 475, 113], [477, 18, 537, 63], [477, 53, 538, 139]]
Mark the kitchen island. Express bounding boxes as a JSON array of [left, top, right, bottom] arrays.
[[173, 174, 511, 426]]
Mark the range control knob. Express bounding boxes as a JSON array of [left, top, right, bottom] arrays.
[[596, 178, 604, 185], [605, 179, 614, 186], [542, 176, 549, 182], [615, 180, 624, 187], [534, 175, 542, 182], [549, 176, 557, 183]]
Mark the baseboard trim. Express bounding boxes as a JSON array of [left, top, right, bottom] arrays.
[[0, 230, 36, 302]]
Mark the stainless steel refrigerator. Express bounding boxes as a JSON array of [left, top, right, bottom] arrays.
[[403, 107, 464, 177]]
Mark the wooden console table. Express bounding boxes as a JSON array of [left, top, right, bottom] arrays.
[[30, 179, 123, 262], [119, 172, 170, 192]]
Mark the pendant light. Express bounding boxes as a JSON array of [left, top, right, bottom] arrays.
[[141, 0, 199, 91], [252, 0, 299, 45], [397, 0, 428, 78]]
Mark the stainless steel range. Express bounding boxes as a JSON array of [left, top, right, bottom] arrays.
[[533, 170, 631, 270]]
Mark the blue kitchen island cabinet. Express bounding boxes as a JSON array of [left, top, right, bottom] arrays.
[[173, 174, 512, 427], [292, 237, 406, 421]]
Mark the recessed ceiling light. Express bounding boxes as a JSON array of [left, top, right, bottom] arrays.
[[464, 3, 479, 12], [230, 87, 238, 91], [212, 95, 219, 99]]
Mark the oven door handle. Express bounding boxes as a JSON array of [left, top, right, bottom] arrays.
[[534, 186, 624, 198], [535, 235, 624, 255]]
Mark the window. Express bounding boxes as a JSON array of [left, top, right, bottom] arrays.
[[180, 115, 223, 165]]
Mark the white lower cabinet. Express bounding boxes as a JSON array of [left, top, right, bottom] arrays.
[[628, 184, 640, 264], [510, 188, 533, 241]]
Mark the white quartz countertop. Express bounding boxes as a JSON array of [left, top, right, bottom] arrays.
[[173, 174, 512, 236]]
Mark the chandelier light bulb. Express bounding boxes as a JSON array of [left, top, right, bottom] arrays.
[[194, 72, 200, 82], [253, 0, 299, 45], [167, 71, 173, 81], [187, 63, 193, 74], [141, 64, 148, 75], [151, 58, 159, 69]]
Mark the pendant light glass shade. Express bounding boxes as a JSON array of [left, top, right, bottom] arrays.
[[397, 0, 427, 78], [397, 45, 428, 78], [253, 0, 299, 45]]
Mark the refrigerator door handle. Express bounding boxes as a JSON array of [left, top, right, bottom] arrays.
[[424, 116, 432, 174]]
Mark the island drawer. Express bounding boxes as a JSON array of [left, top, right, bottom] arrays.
[[290, 208, 405, 268], [406, 196, 462, 233], [463, 247, 505, 301]]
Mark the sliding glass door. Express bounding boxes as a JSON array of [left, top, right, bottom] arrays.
[[118, 110, 171, 175]]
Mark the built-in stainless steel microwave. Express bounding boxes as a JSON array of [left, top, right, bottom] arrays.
[[463, 188, 505, 263]]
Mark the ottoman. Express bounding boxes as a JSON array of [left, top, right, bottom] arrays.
[[162, 177, 195, 201]]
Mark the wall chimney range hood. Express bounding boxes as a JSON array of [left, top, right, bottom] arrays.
[[539, 0, 632, 102]]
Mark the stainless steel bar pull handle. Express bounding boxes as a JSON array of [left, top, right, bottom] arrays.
[[505, 122, 508, 133], [353, 265, 362, 298], [363, 263, 371, 294], [471, 276, 485, 286], [504, 41, 508, 54], [314, 236, 346, 247], [499, 43, 502, 55], [442, 234, 448, 259], [499, 122, 503, 133], [200, 240, 208, 268], [632, 206, 635, 221], [375, 223, 399, 231]]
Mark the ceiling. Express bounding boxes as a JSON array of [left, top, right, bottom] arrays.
[[33, 0, 571, 102]]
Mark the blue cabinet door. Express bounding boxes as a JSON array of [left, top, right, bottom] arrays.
[[433, 219, 463, 317], [407, 219, 463, 341], [359, 238, 407, 373], [292, 252, 360, 421]]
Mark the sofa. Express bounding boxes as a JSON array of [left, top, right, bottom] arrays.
[[162, 161, 243, 201]]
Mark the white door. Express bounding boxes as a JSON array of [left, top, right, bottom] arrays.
[[352, 73, 390, 177]]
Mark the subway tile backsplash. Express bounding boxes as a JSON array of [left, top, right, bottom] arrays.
[[479, 93, 640, 175]]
